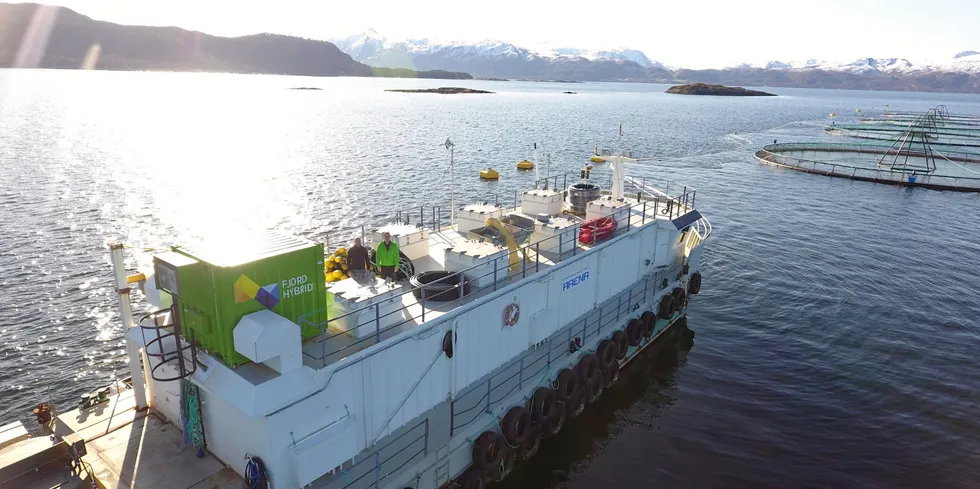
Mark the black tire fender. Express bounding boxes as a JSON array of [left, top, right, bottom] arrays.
[[545, 401, 567, 436], [597, 339, 617, 369], [529, 387, 557, 422], [626, 318, 643, 346], [518, 423, 544, 459], [487, 450, 516, 482], [456, 469, 487, 489], [567, 386, 587, 418], [472, 431, 504, 470], [500, 406, 530, 446], [658, 294, 676, 319], [555, 369, 579, 403], [640, 311, 656, 338], [688, 271, 702, 295], [588, 369, 604, 403], [576, 354, 600, 388], [672, 287, 686, 310], [604, 362, 620, 388], [611, 330, 628, 360]]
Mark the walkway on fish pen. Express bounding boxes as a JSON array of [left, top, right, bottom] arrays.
[[828, 123, 980, 139], [754, 143, 980, 193], [860, 116, 980, 128], [823, 128, 980, 159]]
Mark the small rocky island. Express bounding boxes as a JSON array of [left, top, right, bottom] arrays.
[[666, 83, 775, 96], [385, 87, 493, 94]]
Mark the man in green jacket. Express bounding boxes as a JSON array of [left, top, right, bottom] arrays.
[[376, 232, 400, 286]]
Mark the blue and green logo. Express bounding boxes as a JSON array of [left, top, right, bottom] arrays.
[[233, 274, 280, 310]]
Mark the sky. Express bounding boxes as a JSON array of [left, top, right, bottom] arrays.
[[10, 0, 980, 68]]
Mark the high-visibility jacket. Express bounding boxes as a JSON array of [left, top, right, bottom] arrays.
[[375, 241, 400, 267]]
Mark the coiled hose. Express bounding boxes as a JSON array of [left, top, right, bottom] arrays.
[[244, 454, 268, 489]]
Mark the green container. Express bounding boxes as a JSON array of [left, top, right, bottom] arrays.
[[154, 232, 327, 368]]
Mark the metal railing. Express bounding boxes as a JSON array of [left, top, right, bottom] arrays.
[[755, 147, 980, 192], [765, 140, 980, 164], [449, 265, 683, 434], [311, 262, 685, 489], [824, 127, 980, 153], [314, 418, 429, 489], [297, 173, 703, 366], [312, 205, 455, 255]]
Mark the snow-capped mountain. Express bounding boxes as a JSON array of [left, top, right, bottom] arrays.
[[725, 55, 980, 75], [330, 30, 671, 79], [933, 50, 980, 74], [332, 31, 541, 68], [819, 57, 914, 74], [328, 32, 980, 91], [540, 46, 670, 70]]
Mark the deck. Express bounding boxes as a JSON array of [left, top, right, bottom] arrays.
[[0, 389, 241, 489], [300, 189, 698, 369]]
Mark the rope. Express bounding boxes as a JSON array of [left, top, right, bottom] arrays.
[[935, 150, 980, 175], [728, 120, 829, 149], [488, 408, 521, 449]]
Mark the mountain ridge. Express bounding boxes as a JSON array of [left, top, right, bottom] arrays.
[[0, 3, 472, 80], [333, 30, 980, 93], [1, 4, 978, 93]]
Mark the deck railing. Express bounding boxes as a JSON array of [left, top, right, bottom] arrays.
[[313, 418, 429, 489], [448, 271, 674, 433], [310, 265, 687, 489], [297, 173, 704, 367]]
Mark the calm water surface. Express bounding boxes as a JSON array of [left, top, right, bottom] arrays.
[[1, 70, 979, 489]]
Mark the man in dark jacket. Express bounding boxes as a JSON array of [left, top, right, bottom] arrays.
[[347, 238, 370, 282]]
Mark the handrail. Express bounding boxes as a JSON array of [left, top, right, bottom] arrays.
[[449, 268, 673, 433], [760, 142, 980, 166], [755, 148, 980, 191]]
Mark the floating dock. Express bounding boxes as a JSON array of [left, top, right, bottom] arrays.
[[0, 388, 242, 489]]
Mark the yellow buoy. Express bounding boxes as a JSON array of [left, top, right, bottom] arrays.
[[335, 247, 347, 256], [326, 274, 336, 283], [516, 159, 534, 170], [480, 169, 499, 180], [829, 113, 836, 117], [341, 263, 348, 272], [590, 155, 606, 163], [334, 256, 344, 264], [326, 261, 335, 271], [331, 270, 345, 280]]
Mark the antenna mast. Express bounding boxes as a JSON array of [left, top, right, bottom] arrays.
[[445, 138, 455, 225], [611, 122, 626, 200]]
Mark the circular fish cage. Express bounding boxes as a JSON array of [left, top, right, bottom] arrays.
[[826, 124, 980, 150], [755, 142, 980, 192], [826, 106, 980, 158]]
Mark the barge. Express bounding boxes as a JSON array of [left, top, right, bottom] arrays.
[[0, 151, 710, 489]]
